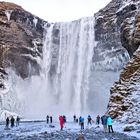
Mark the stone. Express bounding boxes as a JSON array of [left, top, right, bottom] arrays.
[[76, 135, 85, 140], [124, 126, 135, 132]]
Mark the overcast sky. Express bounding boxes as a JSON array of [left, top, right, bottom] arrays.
[[2, 0, 112, 22]]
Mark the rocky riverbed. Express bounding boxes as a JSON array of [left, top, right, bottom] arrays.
[[19, 129, 139, 140], [0, 121, 139, 140]]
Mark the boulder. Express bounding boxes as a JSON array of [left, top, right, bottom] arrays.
[[76, 135, 85, 140], [124, 126, 135, 132]]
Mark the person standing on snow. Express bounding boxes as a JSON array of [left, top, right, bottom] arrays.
[[101, 114, 108, 132], [50, 116, 53, 123], [10, 116, 15, 127], [87, 115, 92, 125], [79, 116, 82, 125], [46, 115, 49, 124], [96, 115, 100, 125], [6, 117, 9, 128], [16, 116, 20, 126], [73, 115, 76, 122], [80, 117, 84, 130], [63, 115, 66, 123], [59, 116, 64, 130], [107, 116, 114, 133]]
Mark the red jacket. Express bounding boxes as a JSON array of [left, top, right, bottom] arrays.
[[59, 116, 64, 128]]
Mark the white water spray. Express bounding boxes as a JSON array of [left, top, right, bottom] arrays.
[[40, 17, 95, 115]]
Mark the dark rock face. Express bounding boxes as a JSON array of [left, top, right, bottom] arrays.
[[94, 0, 129, 71], [0, 2, 46, 78], [95, 0, 140, 58], [108, 49, 140, 123], [119, 2, 140, 57], [0, 67, 8, 91], [95, 0, 139, 57], [105, 0, 140, 122]]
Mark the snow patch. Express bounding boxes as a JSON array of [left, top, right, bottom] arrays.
[[33, 17, 38, 28], [4, 10, 13, 21], [0, 110, 21, 121]]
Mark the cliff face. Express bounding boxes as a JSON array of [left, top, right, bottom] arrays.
[[0, 2, 46, 79], [0, 1, 133, 79], [105, 0, 140, 123], [94, 0, 139, 58], [94, 0, 130, 72], [108, 49, 140, 123]]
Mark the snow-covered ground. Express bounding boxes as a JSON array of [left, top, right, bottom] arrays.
[[0, 119, 139, 140]]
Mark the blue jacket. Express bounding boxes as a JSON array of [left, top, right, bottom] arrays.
[[107, 117, 113, 125], [101, 115, 108, 125], [80, 117, 84, 123]]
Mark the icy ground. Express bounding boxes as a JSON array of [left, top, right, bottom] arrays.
[[0, 120, 139, 140]]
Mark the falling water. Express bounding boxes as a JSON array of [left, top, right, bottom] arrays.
[[0, 16, 129, 119], [41, 17, 95, 115]]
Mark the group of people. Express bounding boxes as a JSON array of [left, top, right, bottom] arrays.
[[101, 114, 114, 133], [73, 114, 114, 133], [46, 115, 53, 124], [59, 115, 67, 130], [73, 115, 92, 130], [5, 116, 20, 129], [4, 114, 113, 133]]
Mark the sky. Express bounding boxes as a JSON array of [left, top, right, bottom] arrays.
[[2, 0, 112, 22]]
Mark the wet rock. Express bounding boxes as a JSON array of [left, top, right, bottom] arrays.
[[94, 0, 129, 72], [76, 135, 85, 140], [1, 128, 138, 140], [106, 0, 140, 124], [124, 126, 135, 132], [49, 125, 55, 128], [44, 131, 47, 134], [108, 49, 140, 122]]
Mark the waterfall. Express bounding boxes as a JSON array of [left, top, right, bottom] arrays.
[[0, 16, 129, 120], [41, 17, 95, 115]]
